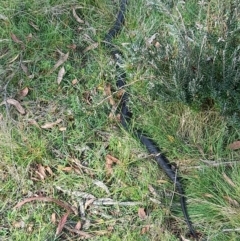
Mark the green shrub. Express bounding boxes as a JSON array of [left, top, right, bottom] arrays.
[[139, 0, 240, 119]]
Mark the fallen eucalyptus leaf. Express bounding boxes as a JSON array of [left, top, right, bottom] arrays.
[[0, 99, 25, 114], [228, 141, 240, 150], [57, 66, 65, 85], [48, 51, 69, 74], [56, 212, 70, 236], [105, 154, 120, 176], [83, 42, 98, 52], [11, 33, 23, 43], [138, 208, 147, 219], [59, 126, 67, 131], [41, 119, 62, 129], [72, 78, 78, 85], [72, 7, 84, 24], [20, 63, 29, 74], [28, 119, 40, 128], [19, 87, 29, 97]]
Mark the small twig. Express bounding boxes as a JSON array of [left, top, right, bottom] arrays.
[[182, 160, 240, 170], [92, 198, 142, 206], [223, 228, 240, 232], [200, 159, 240, 167]]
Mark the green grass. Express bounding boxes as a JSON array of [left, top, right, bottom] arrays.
[[0, 0, 240, 240]]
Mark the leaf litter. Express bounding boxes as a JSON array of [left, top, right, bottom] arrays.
[[48, 50, 69, 74], [56, 212, 70, 236], [19, 87, 29, 97], [13, 195, 94, 238], [57, 66, 66, 84], [138, 208, 147, 220], [11, 33, 23, 44], [35, 164, 47, 180], [20, 63, 29, 75], [14, 196, 78, 215], [72, 7, 84, 24], [105, 154, 121, 176], [0, 98, 26, 115], [228, 141, 240, 150], [41, 118, 62, 129]]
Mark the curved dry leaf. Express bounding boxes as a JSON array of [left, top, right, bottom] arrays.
[[105, 154, 120, 176], [148, 184, 158, 197], [28, 74, 34, 79], [138, 208, 147, 220], [203, 193, 214, 198], [228, 141, 240, 150], [21, 63, 29, 75], [51, 213, 56, 224], [11, 33, 23, 43], [45, 166, 54, 176], [104, 84, 115, 106], [19, 87, 29, 97], [60, 166, 73, 172], [155, 41, 161, 48], [35, 164, 46, 180], [2, 99, 26, 114], [35, 170, 45, 180], [57, 66, 65, 85], [72, 78, 78, 85], [59, 126, 67, 131], [222, 173, 236, 187], [68, 44, 77, 50], [29, 21, 39, 31], [27, 33, 33, 41], [56, 212, 70, 236], [72, 7, 84, 24], [223, 196, 239, 207], [105, 154, 120, 164], [28, 119, 40, 128], [48, 52, 69, 74], [13, 221, 25, 228], [8, 54, 19, 63], [38, 164, 46, 178], [141, 225, 150, 234], [180, 235, 191, 241], [41, 119, 62, 129], [75, 221, 82, 230], [83, 42, 98, 52]]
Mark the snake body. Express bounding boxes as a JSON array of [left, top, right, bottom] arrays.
[[104, 0, 197, 239]]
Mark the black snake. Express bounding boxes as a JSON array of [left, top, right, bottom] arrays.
[[104, 0, 197, 239]]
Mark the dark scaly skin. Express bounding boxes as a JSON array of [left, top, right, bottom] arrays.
[[104, 0, 197, 239], [135, 132, 197, 239], [105, 0, 128, 44]]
